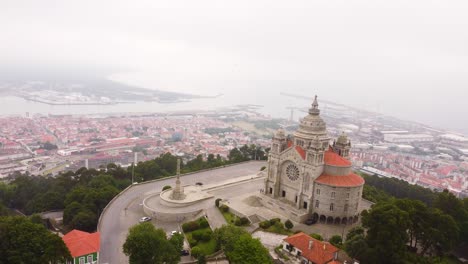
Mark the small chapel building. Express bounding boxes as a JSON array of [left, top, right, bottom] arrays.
[[262, 96, 364, 224]]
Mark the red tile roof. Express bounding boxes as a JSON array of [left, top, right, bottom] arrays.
[[315, 173, 365, 187], [62, 230, 100, 258], [287, 140, 293, 148], [295, 146, 306, 160], [324, 150, 351, 166], [284, 232, 338, 264]]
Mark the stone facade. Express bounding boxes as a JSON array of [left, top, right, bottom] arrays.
[[263, 96, 364, 224]]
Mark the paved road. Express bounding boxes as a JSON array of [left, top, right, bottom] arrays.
[[206, 205, 227, 229], [98, 161, 266, 264]]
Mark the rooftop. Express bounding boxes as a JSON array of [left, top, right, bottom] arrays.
[[315, 173, 365, 187], [324, 150, 351, 166], [62, 230, 100, 258], [284, 232, 338, 264]]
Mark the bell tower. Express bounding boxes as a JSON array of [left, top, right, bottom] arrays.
[[333, 132, 351, 159]]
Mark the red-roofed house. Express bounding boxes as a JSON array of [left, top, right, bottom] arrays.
[[282, 232, 340, 264], [62, 230, 100, 264]]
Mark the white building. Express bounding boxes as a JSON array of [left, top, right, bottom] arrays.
[[384, 134, 434, 144]]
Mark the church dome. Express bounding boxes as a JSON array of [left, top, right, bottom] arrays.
[[293, 96, 328, 140], [336, 132, 349, 145], [275, 128, 286, 139]]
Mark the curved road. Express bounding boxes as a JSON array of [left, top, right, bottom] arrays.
[[99, 161, 266, 264]]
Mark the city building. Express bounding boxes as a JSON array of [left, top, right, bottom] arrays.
[[263, 96, 364, 223], [62, 230, 100, 264], [383, 133, 434, 144]]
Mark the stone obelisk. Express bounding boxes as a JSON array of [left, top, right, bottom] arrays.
[[171, 158, 185, 200]]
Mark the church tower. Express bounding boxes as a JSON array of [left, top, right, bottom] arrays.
[[333, 132, 351, 159]]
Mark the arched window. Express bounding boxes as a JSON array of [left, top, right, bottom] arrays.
[[315, 200, 319, 208], [330, 203, 334, 211]]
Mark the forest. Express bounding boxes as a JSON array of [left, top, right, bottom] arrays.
[[355, 173, 468, 263]]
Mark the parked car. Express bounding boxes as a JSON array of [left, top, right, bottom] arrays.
[[180, 250, 190, 256], [305, 218, 317, 225], [171, 230, 182, 236], [195, 182, 203, 186], [139, 216, 152, 223]]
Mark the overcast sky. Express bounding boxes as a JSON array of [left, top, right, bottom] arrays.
[[1, 0, 468, 133]]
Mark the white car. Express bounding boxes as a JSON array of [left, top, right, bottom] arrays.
[[171, 230, 181, 236], [139, 216, 152, 223]]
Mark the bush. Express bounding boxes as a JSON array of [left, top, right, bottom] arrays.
[[274, 245, 290, 261], [191, 246, 202, 258], [201, 230, 212, 242], [197, 255, 206, 264], [329, 235, 342, 247], [215, 198, 222, 207], [162, 185, 172, 191], [285, 219, 294, 230], [273, 221, 284, 230], [219, 204, 229, 213], [260, 166, 266, 171], [192, 229, 212, 242], [269, 218, 281, 225], [259, 220, 271, 229], [199, 217, 209, 228], [310, 233, 323, 241], [182, 221, 200, 232], [188, 238, 198, 247], [240, 217, 250, 226]]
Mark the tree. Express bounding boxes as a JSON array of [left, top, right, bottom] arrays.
[[434, 189, 468, 224], [70, 210, 97, 232], [169, 233, 184, 252], [344, 227, 368, 261], [42, 141, 58, 150], [329, 235, 342, 247], [362, 202, 410, 264], [228, 148, 246, 163], [0, 216, 71, 264], [214, 225, 250, 252], [394, 199, 429, 248], [123, 222, 179, 264], [225, 234, 272, 264], [419, 209, 459, 255], [197, 254, 207, 264], [284, 219, 294, 230], [310, 233, 323, 241]]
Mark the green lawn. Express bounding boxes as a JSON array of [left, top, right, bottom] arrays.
[[219, 208, 250, 226], [221, 210, 237, 225], [263, 224, 294, 235], [185, 227, 217, 256]]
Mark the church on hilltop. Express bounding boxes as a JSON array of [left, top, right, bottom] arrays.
[[262, 96, 364, 224]]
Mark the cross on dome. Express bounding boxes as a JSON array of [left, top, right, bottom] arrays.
[[309, 95, 320, 115]]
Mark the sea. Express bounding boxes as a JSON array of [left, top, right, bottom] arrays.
[[0, 72, 466, 135]]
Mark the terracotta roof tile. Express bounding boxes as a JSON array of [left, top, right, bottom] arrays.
[[284, 232, 338, 264], [315, 173, 365, 187], [324, 150, 351, 166], [62, 230, 100, 257], [295, 146, 306, 160]]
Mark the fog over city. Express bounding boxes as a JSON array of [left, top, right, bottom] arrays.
[[1, 0, 468, 133]]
